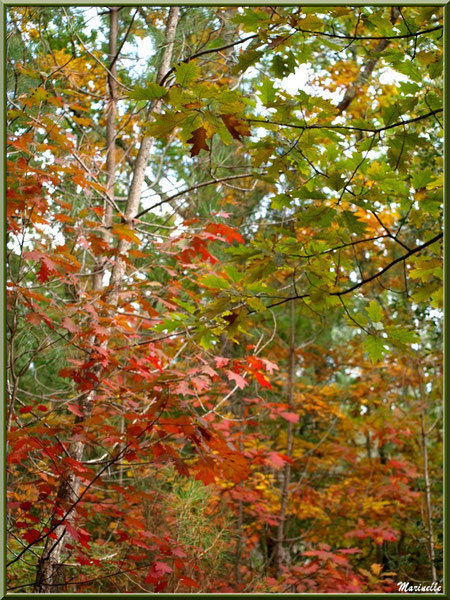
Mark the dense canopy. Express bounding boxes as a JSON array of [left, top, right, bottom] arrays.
[[6, 5, 443, 594]]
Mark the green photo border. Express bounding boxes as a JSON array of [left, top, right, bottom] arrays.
[[1, 1, 447, 598]]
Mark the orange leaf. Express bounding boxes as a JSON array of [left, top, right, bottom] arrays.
[[112, 223, 140, 245]]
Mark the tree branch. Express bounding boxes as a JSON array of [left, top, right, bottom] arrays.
[[135, 173, 255, 219], [248, 109, 443, 135], [159, 33, 258, 87], [267, 232, 443, 309], [294, 24, 443, 43]]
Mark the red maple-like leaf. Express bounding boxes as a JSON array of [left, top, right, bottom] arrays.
[[226, 370, 248, 389], [280, 411, 299, 423]]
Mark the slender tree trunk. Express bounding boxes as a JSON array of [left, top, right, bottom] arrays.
[[235, 396, 244, 587], [417, 363, 437, 582], [110, 6, 179, 291], [33, 8, 179, 592], [274, 301, 295, 577], [93, 6, 118, 291]]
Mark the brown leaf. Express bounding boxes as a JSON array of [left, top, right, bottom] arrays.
[[187, 126, 209, 156], [220, 114, 251, 141]]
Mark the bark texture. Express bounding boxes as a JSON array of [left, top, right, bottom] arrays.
[[110, 6, 180, 291], [337, 7, 400, 113], [274, 301, 296, 576]]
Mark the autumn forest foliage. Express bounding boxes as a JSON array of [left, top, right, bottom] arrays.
[[6, 5, 443, 594]]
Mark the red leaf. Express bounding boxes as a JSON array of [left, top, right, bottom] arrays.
[[24, 250, 43, 261], [38, 256, 56, 284], [214, 356, 229, 368], [65, 522, 80, 540], [338, 548, 361, 555], [254, 371, 272, 389], [58, 367, 73, 378], [25, 312, 42, 326], [67, 404, 83, 417], [280, 411, 299, 423], [61, 316, 77, 333], [226, 370, 248, 389], [388, 459, 406, 470], [23, 529, 40, 544], [76, 552, 91, 566], [174, 380, 196, 396], [155, 579, 169, 592], [180, 575, 200, 588], [153, 561, 172, 575], [195, 462, 216, 485], [261, 358, 279, 374], [19, 406, 33, 414], [201, 364, 218, 377], [192, 376, 210, 392], [267, 452, 289, 469], [172, 546, 187, 558], [205, 222, 244, 244]]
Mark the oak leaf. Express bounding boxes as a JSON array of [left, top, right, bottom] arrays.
[[220, 113, 251, 141], [187, 126, 209, 156]]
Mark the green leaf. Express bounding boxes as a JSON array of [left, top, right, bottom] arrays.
[[146, 111, 186, 138], [386, 326, 419, 349], [363, 335, 386, 363], [180, 113, 203, 142], [366, 300, 383, 323], [340, 210, 368, 236], [412, 168, 433, 190], [327, 171, 345, 191], [382, 105, 400, 126], [224, 265, 244, 284], [234, 8, 269, 28], [258, 78, 277, 104], [175, 61, 200, 87], [129, 83, 167, 101], [200, 274, 231, 290], [246, 296, 266, 312], [173, 298, 196, 314], [409, 257, 442, 282], [271, 52, 296, 78], [428, 57, 443, 80], [232, 49, 263, 75], [270, 194, 292, 210], [204, 110, 233, 145], [197, 328, 218, 350]]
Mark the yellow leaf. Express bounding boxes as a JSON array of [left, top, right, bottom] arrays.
[[370, 563, 382, 576], [426, 173, 443, 189]]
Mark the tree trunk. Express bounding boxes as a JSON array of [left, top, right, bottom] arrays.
[[274, 300, 295, 577], [93, 6, 118, 291], [417, 362, 437, 582], [235, 396, 244, 587], [110, 6, 179, 291]]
